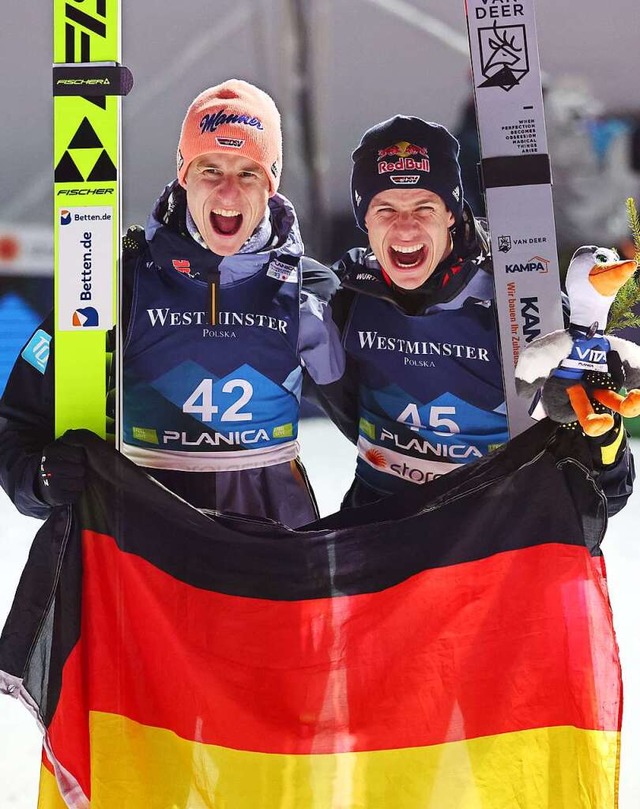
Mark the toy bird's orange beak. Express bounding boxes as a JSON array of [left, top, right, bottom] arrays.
[[588, 259, 637, 296]]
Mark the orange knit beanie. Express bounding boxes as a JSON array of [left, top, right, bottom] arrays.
[[177, 79, 282, 194]]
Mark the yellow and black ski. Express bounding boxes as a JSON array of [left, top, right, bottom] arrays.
[[53, 0, 132, 439]]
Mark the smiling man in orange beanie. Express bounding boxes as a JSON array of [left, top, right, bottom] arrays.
[[0, 79, 345, 527], [176, 80, 283, 255]]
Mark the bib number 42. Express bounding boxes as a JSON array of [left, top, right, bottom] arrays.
[[183, 378, 253, 423]]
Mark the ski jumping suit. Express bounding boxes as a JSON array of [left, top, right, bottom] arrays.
[[309, 206, 634, 514], [0, 183, 344, 526]]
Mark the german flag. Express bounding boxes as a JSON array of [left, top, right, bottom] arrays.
[[0, 422, 621, 808]]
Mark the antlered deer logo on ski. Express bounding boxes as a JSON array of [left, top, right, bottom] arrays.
[[477, 22, 530, 91]]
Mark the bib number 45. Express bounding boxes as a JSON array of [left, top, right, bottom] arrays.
[[397, 403, 459, 435], [183, 378, 253, 423]]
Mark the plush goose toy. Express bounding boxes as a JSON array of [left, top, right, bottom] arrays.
[[515, 245, 640, 436]]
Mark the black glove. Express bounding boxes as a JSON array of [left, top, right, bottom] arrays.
[[606, 350, 626, 390], [586, 412, 627, 470], [37, 438, 87, 507]]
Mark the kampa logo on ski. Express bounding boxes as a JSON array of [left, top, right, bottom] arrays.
[[520, 297, 540, 343], [505, 256, 549, 274], [72, 307, 99, 327], [477, 22, 530, 91]]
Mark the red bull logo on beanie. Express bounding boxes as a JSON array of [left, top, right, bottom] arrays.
[[377, 141, 430, 175]]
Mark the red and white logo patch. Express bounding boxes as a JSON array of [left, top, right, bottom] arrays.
[[172, 259, 191, 274]]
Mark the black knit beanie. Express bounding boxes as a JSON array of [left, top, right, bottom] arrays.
[[351, 115, 464, 232]]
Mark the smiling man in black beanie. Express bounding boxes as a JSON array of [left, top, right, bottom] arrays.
[[307, 114, 634, 513], [350, 116, 464, 295]]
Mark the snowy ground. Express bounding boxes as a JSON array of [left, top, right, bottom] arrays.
[[1, 419, 638, 807]]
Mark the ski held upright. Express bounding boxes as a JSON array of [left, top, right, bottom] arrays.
[[464, 0, 563, 437], [52, 0, 132, 439]]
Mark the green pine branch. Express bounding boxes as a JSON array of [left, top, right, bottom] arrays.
[[606, 198, 640, 334]]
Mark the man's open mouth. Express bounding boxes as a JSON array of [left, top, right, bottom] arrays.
[[389, 243, 425, 269], [210, 209, 243, 236]]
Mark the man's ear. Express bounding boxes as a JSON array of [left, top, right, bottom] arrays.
[[179, 161, 191, 190]]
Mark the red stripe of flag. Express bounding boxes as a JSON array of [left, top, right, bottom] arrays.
[[47, 529, 619, 773]]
